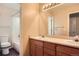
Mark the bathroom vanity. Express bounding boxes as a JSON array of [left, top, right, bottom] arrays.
[[29, 36, 79, 56]]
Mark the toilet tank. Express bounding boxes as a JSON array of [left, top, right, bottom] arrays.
[[0, 35, 9, 43]]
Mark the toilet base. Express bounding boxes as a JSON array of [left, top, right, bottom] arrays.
[[2, 48, 9, 55]]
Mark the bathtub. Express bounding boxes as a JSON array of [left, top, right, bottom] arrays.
[[13, 40, 20, 53]]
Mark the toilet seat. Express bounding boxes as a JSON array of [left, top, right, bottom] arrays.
[[1, 42, 11, 48]]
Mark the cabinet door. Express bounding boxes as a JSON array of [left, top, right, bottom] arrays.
[[30, 39, 43, 56], [44, 42, 56, 56], [56, 45, 79, 56], [30, 44, 36, 56], [36, 46, 43, 56]]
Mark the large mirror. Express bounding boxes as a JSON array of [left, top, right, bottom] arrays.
[[39, 3, 79, 38]]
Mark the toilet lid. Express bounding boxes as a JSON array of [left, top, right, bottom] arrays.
[[1, 42, 11, 47]]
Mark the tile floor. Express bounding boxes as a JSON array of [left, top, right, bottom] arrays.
[[0, 48, 19, 56]]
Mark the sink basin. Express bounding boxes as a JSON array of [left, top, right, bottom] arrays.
[[65, 39, 79, 43], [68, 37, 79, 42]]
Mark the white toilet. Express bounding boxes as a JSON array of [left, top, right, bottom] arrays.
[[0, 35, 11, 55]]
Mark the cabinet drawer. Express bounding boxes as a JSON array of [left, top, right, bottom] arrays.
[[44, 48, 55, 56], [30, 39, 43, 47], [56, 51, 70, 56], [44, 42, 55, 50], [56, 45, 79, 56]]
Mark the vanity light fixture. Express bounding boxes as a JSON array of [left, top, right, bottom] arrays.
[[42, 3, 64, 11]]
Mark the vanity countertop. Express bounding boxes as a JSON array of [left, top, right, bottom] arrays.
[[30, 36, 79, 49]]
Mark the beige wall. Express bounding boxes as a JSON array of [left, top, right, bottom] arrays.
[[39, 12, 50, 36], [21, 4, 50, 55], [21, 4, 40, 55]]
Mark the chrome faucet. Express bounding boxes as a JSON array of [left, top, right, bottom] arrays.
[[73, 35, 79, 42]]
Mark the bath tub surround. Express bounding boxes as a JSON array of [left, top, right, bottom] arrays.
[[13, 40, 20, 53]]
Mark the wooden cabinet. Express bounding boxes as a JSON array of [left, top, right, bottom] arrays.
[[30, 39, 43, 56], [44, 42, 56, 56], [56, 45, 79, 56], [30, 38, 79, 56]]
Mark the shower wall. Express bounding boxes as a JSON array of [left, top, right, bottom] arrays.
[[0, 6, 12, 41]]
